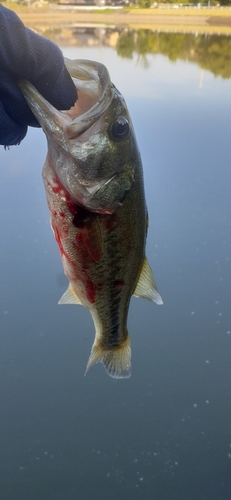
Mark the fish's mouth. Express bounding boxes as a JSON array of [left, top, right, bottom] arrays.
[[19, 59, 114, 143]]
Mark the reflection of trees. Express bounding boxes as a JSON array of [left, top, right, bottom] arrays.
[[197, 36, 231, 78], [116, 30, 231, 79], [117, 32, 135, 58]]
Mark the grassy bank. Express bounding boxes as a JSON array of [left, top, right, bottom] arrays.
[[4, 3, 231, 34]]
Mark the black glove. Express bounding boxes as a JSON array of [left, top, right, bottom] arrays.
[[0, 5, 77, 146]]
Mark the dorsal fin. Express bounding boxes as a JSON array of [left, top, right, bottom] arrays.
[[133, 257, 163, 305], [58, 283, 83, 305]]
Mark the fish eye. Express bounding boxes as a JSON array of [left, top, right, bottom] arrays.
[[110, 116, 130, 141]]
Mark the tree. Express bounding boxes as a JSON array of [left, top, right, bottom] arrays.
[[138, 0, 151, 8]]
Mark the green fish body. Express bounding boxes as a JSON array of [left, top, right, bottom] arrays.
[[20, 59, 163, 378]]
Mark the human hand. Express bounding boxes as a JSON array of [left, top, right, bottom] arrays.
[[0, 5, 77, 147]]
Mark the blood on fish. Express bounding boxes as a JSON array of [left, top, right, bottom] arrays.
[[82, 232, 101, 263], [81, 269, 96, 304], [114, 280, 124, 287], [65, 195, 77, 216], [52, 224, 65, 255], [74, 234, 87, 259], [60, 212, 66, 218], [52, 185, 63, 194], [52, 224, 71, 264], [103, 216, 116, 233], [75, 231, 101, 263], [76, 233, 84, 244], [51, 171, 77, 216]]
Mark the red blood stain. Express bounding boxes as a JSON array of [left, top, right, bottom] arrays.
[[103, 216, 116, 233], [50, 176, 63, 194], [50, 173, 77, 216], [60, 212, 66, 218], [52, 225, 65, 255], [52, 224, 71, 264], [52, 224, 64, 255], [66, 194, 77, 216], [81, 270, 96, 304], [75, 231, 101, 263], [76, 233, 83, 243], [114, 280, 124, 287], [82, 232, 101, 263], [73, 235, 85, 258], [52, 185, 62, 194]]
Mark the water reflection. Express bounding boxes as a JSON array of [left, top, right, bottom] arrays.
[[117, 31, 231, 79], [38, 25, 231, 79]]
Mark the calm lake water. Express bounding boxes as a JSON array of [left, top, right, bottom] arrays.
[[0, 30, 231, 500]]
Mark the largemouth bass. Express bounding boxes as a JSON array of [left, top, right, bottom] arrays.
[[20, 59, 163, 378]]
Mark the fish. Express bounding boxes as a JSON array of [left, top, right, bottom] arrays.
[[19, 59, 163, 378]]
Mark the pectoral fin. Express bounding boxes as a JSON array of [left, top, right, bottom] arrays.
[[58, 283, 83, 305], [82, 218, 102, 263], [133, 257, 163, 305]]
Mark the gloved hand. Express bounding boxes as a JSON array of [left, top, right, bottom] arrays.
[[0, 5, 77, 147]]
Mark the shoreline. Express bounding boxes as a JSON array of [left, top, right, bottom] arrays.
[[8, 5, 231, 34]]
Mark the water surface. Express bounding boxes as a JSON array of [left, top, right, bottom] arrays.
[[0, 32, 231, 500]]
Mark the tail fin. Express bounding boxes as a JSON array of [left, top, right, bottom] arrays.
[[85, 336, 131, 379]]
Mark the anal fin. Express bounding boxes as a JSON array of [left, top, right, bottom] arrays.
[[133, 257, 163, 305]]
